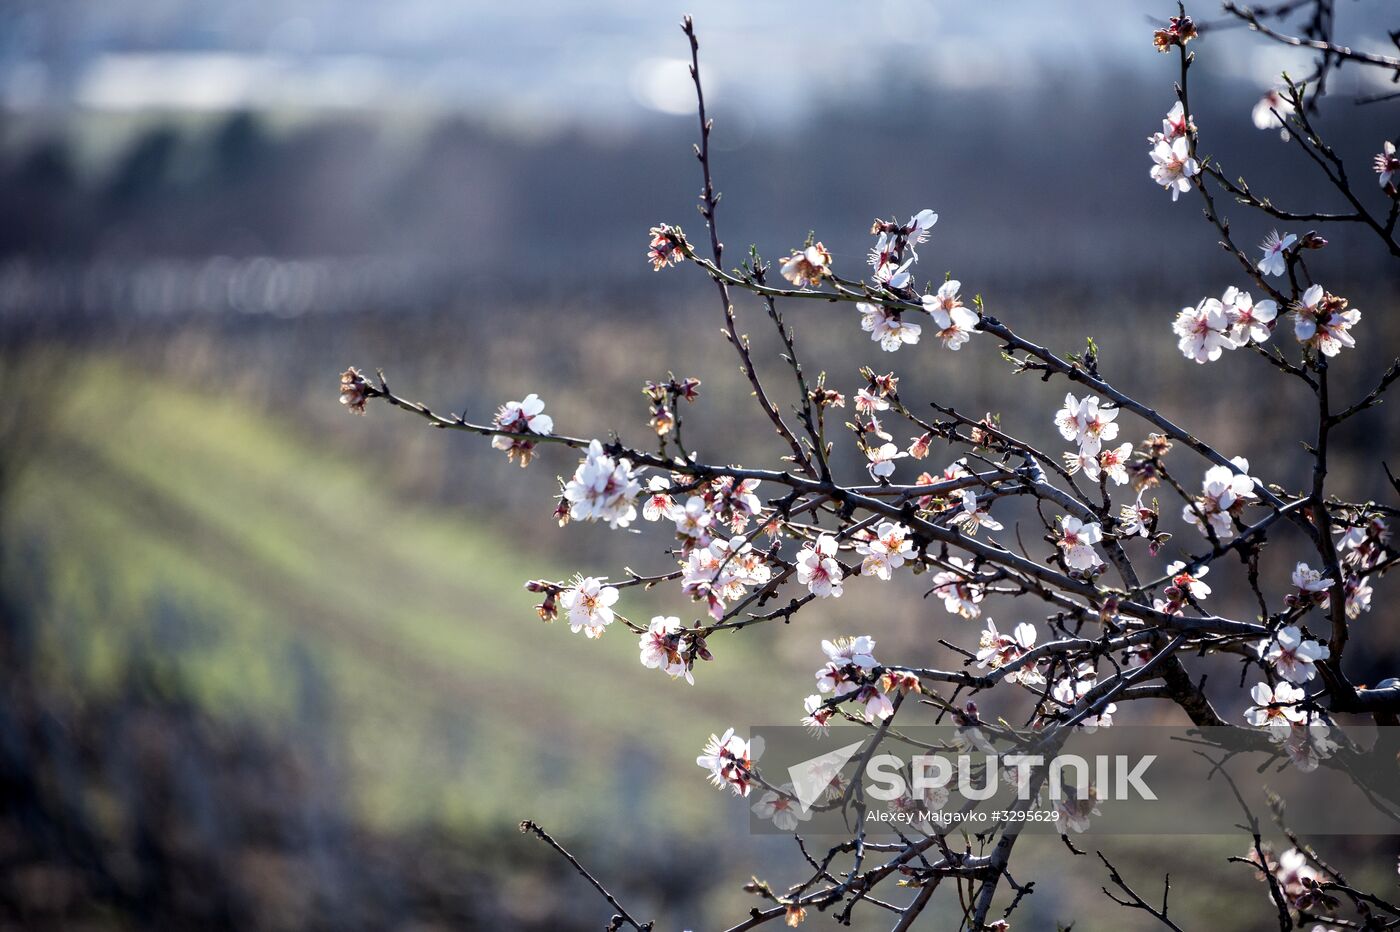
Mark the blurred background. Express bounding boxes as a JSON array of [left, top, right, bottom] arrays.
[[1, 1, 1397, 928]]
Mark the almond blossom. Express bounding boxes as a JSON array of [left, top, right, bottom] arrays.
[[930, 556, 985, 618], [1222, 286, 1277, 345], [950, 489, 1002, 535], [1057, 516, 1104, 571], [1152, 100, 1190, 143], [905, 208, 939, 254], [1056, 786, 1102, 835], [1344, 575, 1373, 619], [673, 495, 714, 549], [1257, 230, 1296, 277], [752, 784, 811, 831], [1251, 88, 1293, 138], [801, 694, 834, 733], [1172, 296, 1237, 363], [1289, 562, 1333, 608], [561, 576, 620, 638], [1261, 625, 1330, 684], [1054, 393, 1120, 454], [1292, 284, 1361, 357], [1149, 135, 1198, 200], [696, 728, 754, 797], [875, 256, 914, 290], [647, 223, 685, 270], [857, 302, 922, 351], [563, 440, 640, 528], [855, 521, 914, 580], [1244, 680, 1308, 736], [642, 475, 677, 521], [865, 442, 907, 480], [1281, 721, 1336, 773], [976, 620, 1042, 684], [1052, 666, 1117, 732], [1068, 441, 1132, 485], [1165, 561, 1210, 601], [815, 636, 879, 696], [1377, 140, 1399, 191], [1183, 458, 1256, 539], [796, 534, 844, 598], [639, 615, 695, 683], [921, 280, 979, 350], [780, 243, 832, 287], [491, 394, 554, 465]]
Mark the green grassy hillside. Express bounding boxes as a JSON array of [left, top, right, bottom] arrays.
[[4, 357, 795, 839]]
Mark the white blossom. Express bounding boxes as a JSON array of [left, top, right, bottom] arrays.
[[1257, 230, 1296, 277], [1173, 296, 1237, 364], [1293, 284, 1360, 357], [1222, 286, 1277, 345], [921, 280, 979, 350], [1261, 625, 1330, 684], [855, 521, 914, 580], [930, 557, 985, 618], [563, 440, 640, 529], [976, 620, 1042, 684], [752, 784, 811, 831], [796, 534, 844, 598], [696, 728, 754, 797], [1058, 516, 1104, 571], [1244, 681, 1307, 736], [858, 302, 922, 351], [1150, 135, 1198, 200], [951, 489, 1002, 535], [561, 576, 619, 638]]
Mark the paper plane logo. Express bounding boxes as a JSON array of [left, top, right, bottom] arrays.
[[788, 740, 865, 813]]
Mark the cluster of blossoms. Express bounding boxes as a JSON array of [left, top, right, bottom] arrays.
[[811, 636, 897, 723], [796, 534, 845, 599], [976, 620, 1043, 685], [646, 473, 764, 549], [563, 440, 641, 529], [1244, 678, 1337, 772], [930, 556, 986, 618], [1249, 846, 1338, 915], [642, 375, 701, 437], [646, 222, 686, 270], [696, 728, 755, 797], [639, 615, 710, 684], [851, 209, 979, 354], [1182, 457, 1257, 539], [1292, 284, 1361, 358], [681, 534, 774, 620], [1149, 101, 1198, 201], [1336, 515, 1387, 618], [1049, 664, 1117, 731], [1151, 14, 1197, 53], [1055, 392, 1128, 486], [1172, 286, 1278, 363], [491, 393, 554, 466], [854, 521, 915, 580]]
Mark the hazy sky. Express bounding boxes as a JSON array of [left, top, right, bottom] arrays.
[[3, 0, 1397, 127]]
